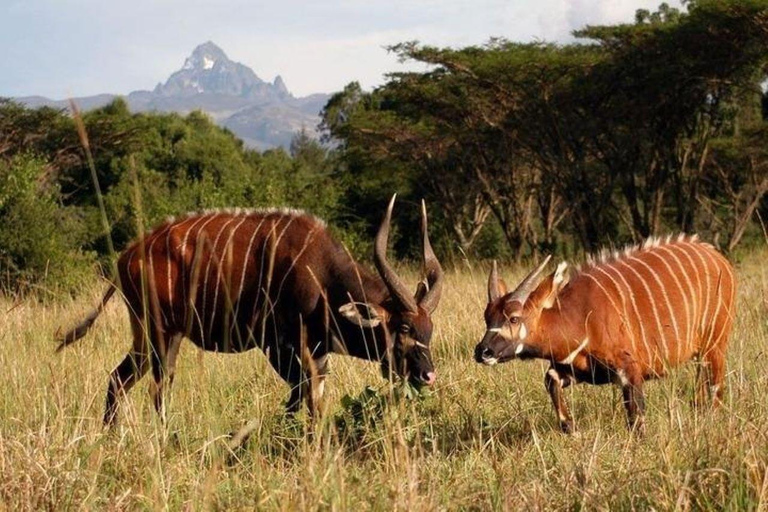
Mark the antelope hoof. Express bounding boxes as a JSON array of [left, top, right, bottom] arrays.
[[560, 421, 575, 434]]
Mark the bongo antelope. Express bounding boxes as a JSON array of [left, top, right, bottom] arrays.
[[57, 195, 443, 426], [475, 235, 735, 433]]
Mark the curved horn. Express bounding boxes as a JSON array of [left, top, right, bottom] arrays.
[[374, 194, 418, 313], [507, 255, 552, 304], [488, 260, 500, 303], [418, 199, 443, 313]]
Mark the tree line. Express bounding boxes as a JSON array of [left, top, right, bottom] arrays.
[[322, 0, 768, 260], [0, 99, 344, 294], [1, 0, 767, 295]]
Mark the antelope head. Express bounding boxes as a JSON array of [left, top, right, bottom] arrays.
[[474, 257, 568, 365], [339, 195, 444, 387]]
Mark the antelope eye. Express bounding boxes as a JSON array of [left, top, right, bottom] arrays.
[[509, 317, 519, 324], [399, 324, 411, 334]]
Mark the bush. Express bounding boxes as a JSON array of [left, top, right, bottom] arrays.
[[0, 155, 95, 295]]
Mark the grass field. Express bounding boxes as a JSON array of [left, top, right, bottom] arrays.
[[1, 249, 767, 510]]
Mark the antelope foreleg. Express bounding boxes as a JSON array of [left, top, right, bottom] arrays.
[[618, 368, 646, 434], [150, 334, 183, 426], [545, 367, 574, 434]]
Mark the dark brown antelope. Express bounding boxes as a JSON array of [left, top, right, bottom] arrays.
[[474, 235, 736, 433], [56, 195, 443, 426]]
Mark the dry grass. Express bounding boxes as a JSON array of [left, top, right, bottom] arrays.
[[1, 249, 767, 511]]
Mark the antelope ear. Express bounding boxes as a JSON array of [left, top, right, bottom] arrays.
[[339, 302, 384, 328], [414, 279, 429, 303], [527, 261, 568, 310]]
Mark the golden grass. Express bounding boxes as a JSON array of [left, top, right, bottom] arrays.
[[1, 249, 767, 510]]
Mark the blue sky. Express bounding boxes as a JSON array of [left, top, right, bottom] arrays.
[[2, 0, 682, 99]]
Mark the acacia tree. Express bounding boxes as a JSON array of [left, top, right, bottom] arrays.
[[703, 124, 768, 251], [324, 0, 768, 257], [321, 72, 495, 255], [388, 42, 607, 253], [577, 0, 768, 238]]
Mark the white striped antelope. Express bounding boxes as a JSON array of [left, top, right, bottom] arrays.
[[474, 235, 736, 433], [56, 195, 443, 426]]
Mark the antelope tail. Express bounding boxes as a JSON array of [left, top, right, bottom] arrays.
[[55, 286, 117, 352]]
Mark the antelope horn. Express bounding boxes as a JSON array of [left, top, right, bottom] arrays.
[[488, 260, 500, 303], [418, 199, 443, 314], [507, 255, 552, 304], [374, 194, 418, 313]]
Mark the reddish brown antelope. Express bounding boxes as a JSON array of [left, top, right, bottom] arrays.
[[57, 195, 443, 426], [474, 235, 735, 433]]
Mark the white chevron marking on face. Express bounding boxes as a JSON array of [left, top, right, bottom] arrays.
[[488, 325, 514, 340]]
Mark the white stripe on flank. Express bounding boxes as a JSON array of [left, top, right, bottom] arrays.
[[202, 215, 242, 337], [176, 214, 211, 322], [617, 259, 667, 364], [665, 244, 702, 339], [230, 216, 269, 344], [208, 215, 250, 337], [165, 225, 176, 325], [250, 216, 299, 325], [645, 250, 692, 354], [236, 216, 268, 302], [696, 245, 724, 345], [582, 270, 635, 358], [693, 244, 713, 335], [715, 252, 737, 331], [629, 254, 681, 361], [680, 242, 711, 335], [147, 224, 174, 326], [706, 275, 724, 349], [581, 272, 624, 319], [655, 245, 697, 352], [178, 214, 209, 261], [558, 337, 589, 365], [185, 214, 223, 328], [594, 265, 644, 358]]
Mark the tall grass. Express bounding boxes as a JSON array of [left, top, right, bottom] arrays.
[[0, 250, 767, 510]]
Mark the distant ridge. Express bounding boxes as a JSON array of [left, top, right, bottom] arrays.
[[14, 42, 331, 150]]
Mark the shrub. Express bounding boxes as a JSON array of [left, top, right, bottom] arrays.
[[0, 154, 94, 295]]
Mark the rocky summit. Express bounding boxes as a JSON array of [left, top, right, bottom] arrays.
[[16, 42, 331, 150]]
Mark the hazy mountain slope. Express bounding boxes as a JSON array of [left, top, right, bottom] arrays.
[[14, 42, 331, 149]]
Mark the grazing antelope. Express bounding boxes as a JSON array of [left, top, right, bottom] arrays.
[[474, 235, 736, 433], [56, 195, 443, 426]]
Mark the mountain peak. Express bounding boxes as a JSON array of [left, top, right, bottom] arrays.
[[17, 39, 331, 150], [183, 41, 230, 71], [156, 41, 268, 97], [273, 75, 290, 97]]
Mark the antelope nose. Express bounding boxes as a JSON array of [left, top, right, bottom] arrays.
[[475, 345, 493, 363], [423, 371, 436, 386]]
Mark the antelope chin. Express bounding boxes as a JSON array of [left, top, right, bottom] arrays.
[[495, 343, 525, 363], [481, 356, 499, 366]]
